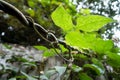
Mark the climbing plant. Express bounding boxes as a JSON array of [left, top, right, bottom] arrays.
[[0, 0, 120, 80], [34, 5, 120, 80]]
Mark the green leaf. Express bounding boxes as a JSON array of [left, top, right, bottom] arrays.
[[26, 8, 35, 17], [80, 8, 91, 15], [71, 64, 82, 72], [43, 49, 56, 57], [40, 75, 49, 80], [76, 15, 115, 32], [54, 66, 66, 76], [79, 73, 93, 80], [34, 46, 48, 51], [21, 71, 37, 80], [15, 76, 26, 79], [59, 44, 68, 52], [65, 31, 113, 53], [65, 31, 96, 49], [34, 46, 57, 57], [9, 78, 16, 80], [51, 5, 74, 32], [83, 64, 101, 75], [22, 62, 37, 68], [28, 0, 36, 8], [45, 70, 56, 78], [92, 58, 105, 74], [3, 43, 12, 49], [38, 0, 50, 6], [92, 39, 113, 53], [106, 52, 120, 68]]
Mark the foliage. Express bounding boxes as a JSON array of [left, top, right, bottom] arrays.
[[35, 4, 120, 80], [0, 0, 120, 80]]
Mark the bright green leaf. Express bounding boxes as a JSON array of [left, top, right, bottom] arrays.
[[59, 44, 68, 52], [38, 0, 50, 6], [76, 15, 115, 32], [92, 39, 113, 53], [65, 31, 113, 53], [65, 31, 96, 49], [26, 8, 35, 17], [51, 5, 74, 32], [80, 8, 91, 15], [28, 0, 36, 8], [43, 49, 56, 57], [34, 46, 48, 51]]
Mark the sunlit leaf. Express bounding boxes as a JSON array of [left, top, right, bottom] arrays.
[[43, 49, 56, 57], [65, 31, 113, 53], [28, 0, 36, 8], [92, 39, 113, 53], [26, 8, 35, 17], [65, 31, 96, 49], [80, 8, 91, 15], [51, 5, 74, 32], [76, 15, 115, 32], [38, 0, 50, 6], [59, 44, 68, 52], [34, 46, 48, 51]]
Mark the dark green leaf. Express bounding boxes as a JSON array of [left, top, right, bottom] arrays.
[[106, 52, 120, 68], [21, 71, 37, 80], [92, 58, 105, 74], [83, 64, 102, 75], [79, 73, 93, 80]]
